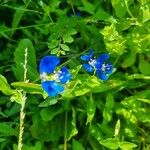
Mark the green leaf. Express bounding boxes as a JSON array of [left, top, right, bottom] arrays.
[[139, 54, 150, 75], [73, 140, 85, 150], [103, 93, 115, 123], [63, 34, 74, 43], [60, 44, 70, 51], [40, 105, 63, 121], [122, 50, 136, 68], [51, 48, 58, 54], [10, 90, 23, 104], [116, 18, 132, 31], [111, 0, 127, 18], [67, 28, 77, 35], [100, 138, 119, 150], [119, 141, 137, 149], [86, 94, 96, 125], [67, 108, 78, 140], [63, 85, 90, 99], [48, 40, 58, 49], [13, 39, 39, 81], [89, 123, 103, 142], [0, 138, 6, 143], [11, 82, 43, 95], [39, 97, 58, 107], [30, 116, 64, 142], [138, 4, 150, 23], [91, 9, 117, 23], [79, 0, 95, 14], [114, 119, 121, 137], [0, 74, 14, 95], [60, 50, 66, 55], [11, 6, 25, 36], [0, 123, 17, 136]]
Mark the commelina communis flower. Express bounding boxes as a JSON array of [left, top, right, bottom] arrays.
[[80, 50, 113, 80], [39, 55, 71, 96]]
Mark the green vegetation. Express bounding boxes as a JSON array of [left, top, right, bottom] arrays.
[[0, 0, 150, 149]]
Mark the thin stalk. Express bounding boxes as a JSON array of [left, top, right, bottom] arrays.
[[64, 111, 68, 150], [18, 48, 28, 150], [70, 0, 76, 15], [0, 23, 53, 34], [124, 0, 135, 18]]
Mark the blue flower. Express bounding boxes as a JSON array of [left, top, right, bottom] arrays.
[[97, 62, 113, 80], [80, 50, 95, 73], [42, 81, 64, 96], [80, 49, 94, 62], [39, 55, 72, 96], [39, 56, 60, 74], [80, 50, 113, 80]]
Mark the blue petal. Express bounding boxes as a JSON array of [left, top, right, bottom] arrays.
[[97, 53, 110, 64], [80, 50, 94, 61], [58, 67, 72, 84], [95, 60, 102, 70], [83, 64, 94, 73], [39, 56, 60, 74], [42, 81, 64, 96], [76, 11, 82, 17], [97, 70, 109, 80], [105, 62, 113, 74]]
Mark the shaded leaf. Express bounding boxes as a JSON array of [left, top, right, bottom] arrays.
[[0, 123, 17, 136], [39, 96, 58, 107], [12, 6, 25, 36], [139, 54, 150, 75], [40, 105, 63, 121]]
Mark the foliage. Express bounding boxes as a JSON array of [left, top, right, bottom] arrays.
[[0, 0, 150, 149]]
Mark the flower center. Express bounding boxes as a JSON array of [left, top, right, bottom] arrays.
[[101, 63, 112, 73], [40, 72, 47, 81], [89, 59, 96, 67], [102, 63, 106, 72]]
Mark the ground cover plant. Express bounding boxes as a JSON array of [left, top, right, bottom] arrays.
[[0, 0, 150, 149]]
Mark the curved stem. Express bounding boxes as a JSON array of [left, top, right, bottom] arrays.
[[124, 0, 135, 18], [69, 0, 76, 15]]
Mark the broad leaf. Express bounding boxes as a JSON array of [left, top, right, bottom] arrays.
[[0, 123, 17, 136], [11, 82, 43, 94], [100, 138, 119, 150], [67, 108, 78, 140], [86, 94, 96, 125], [73, 140, 85, 150], [0, 74, 14, 95], [13, 39, 39, 81]]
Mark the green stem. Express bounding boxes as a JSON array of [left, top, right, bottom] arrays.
[[18, 93, 26, 150], [0, 23, 53, 34], [18, 48, 28, 150], [124, 0, 135, 18], [64, 111, 68, 150], [0, 4, 42, 14], [70, 0, 76, 15], [127, 74, 150, 80]]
